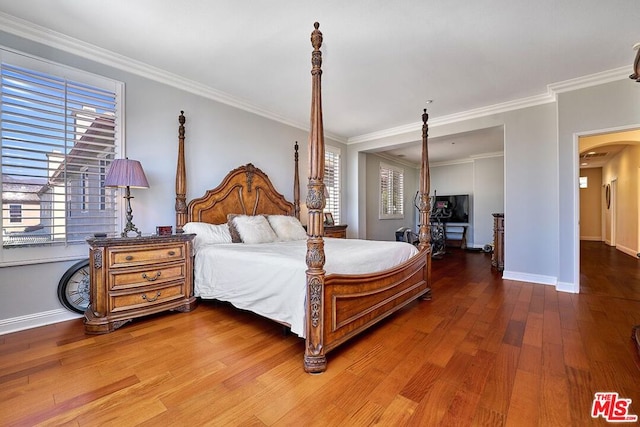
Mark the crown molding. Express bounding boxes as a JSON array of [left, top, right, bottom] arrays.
[[469, 151, 504, 160], [429, 158, 475, 168], [548, 66, 630, 93], [347, 92, 555, 144], [0, 12, 628, 147], [348, 66, 631, 145], [373, 152, 420, 168], [0, 12, 347, 143]]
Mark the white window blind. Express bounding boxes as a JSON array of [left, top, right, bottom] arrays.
[[1, 55, 120, 249], [324, 145, 341, 224], [379, 163, 404, 219]]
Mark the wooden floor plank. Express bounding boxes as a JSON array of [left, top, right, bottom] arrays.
[[505, 369, 541, 426], [0, 242, 638, 425]]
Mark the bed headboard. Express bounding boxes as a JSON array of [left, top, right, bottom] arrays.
[[175, 112, 301, 231], [185, 163, 295, 226]]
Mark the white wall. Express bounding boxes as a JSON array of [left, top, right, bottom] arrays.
[[364, 154, 419, 241], [557, 79, 640, 290], [347, 102, 559, 286], [0, 31, 346, 333], [429, 155, 505, 249], [430, 162, 474, 243], [602, 145, 640, 255], [473, 156, 505, 248], [3, 29, 640, 334]]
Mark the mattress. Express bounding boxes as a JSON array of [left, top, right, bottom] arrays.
[[193, 238, 419, 338]]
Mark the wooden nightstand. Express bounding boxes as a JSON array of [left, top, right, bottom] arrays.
[[324, 224, 347, 238], [84, 234, 196, 334]]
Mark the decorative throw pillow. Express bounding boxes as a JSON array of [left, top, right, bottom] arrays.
[[226, 214, 243, 243], [267, 215, 307, 241], [231, 215, 278, 244], [182, 222, 232, 252]]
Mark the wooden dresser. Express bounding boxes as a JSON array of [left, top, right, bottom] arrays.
[[324, 224, 348, 238], [84, 234, 196, 334]]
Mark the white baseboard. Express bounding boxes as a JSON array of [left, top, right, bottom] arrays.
[[502, 270, 557, 286], [556, 281, 579, 293], [0, 309, 82, 336], [502, 270, 580, 293], [615, 244, 638, 258], [580, 236, 602, 241]]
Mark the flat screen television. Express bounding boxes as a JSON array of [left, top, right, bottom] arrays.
[[431, 194, 469, 223]]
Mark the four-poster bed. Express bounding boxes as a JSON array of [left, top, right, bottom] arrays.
[[174, 22, 432, 373]]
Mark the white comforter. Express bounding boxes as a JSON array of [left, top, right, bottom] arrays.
[[193, 238, 418, 338]]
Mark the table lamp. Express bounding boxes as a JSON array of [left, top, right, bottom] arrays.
[[104, 158, 149, 237]]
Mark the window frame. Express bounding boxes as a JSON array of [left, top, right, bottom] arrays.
[[0, 47, 125, 266], [379, 162, 405, 220], [324, 145, 342, 225]]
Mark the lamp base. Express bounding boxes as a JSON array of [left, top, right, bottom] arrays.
[[121, 223, 142, 238], [121, 186, 142, 238]]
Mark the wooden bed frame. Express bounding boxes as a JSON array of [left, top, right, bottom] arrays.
[[174, 22, 432, 373]]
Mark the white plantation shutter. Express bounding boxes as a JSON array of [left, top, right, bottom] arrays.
[[1, 51, 122, 250], [379, 163, 404, 219], [324, 145, 341, 224]]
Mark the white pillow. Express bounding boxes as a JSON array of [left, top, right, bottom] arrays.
[[232, 215, 278, 244], [182, 222, 232, 252], [267, 215, 307, 241]]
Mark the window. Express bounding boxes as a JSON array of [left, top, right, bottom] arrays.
[[579, 176, 588, 188], [1, 49, 122, 257], [9, 204, 21, 223], [324, 145, 341, 224], [379, 163, 404, 219]]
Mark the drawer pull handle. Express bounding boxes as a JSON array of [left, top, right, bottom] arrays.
[[168, 251, 176, 256], [142, 291, 161, 303], [125, 255, 134, 261], [142, 271, 161, 281]]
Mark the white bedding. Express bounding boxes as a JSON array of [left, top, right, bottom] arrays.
[[193, 238, 418, 338]]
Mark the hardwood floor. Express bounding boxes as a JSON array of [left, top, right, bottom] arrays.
[[1, 243, 639, 426]]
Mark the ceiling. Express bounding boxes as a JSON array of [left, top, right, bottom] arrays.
[[579, 129, 640, 169], [0, 1, 638, 165], [378, 126, 505, 166]]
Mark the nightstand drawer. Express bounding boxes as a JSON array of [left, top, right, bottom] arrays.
[[110, 262, 187, 290], [110, 283, 185, 313], [85, 234, 196, 334], [110, 244, 186, 267]]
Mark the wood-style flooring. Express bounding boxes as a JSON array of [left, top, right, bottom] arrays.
[[1, 241, 639, 426]]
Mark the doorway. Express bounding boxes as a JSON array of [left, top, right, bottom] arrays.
[[578, 128, 640, 296]]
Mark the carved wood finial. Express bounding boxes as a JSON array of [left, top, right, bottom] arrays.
[[311, 22, 323, 76]]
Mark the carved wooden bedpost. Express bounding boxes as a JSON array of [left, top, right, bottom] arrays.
[[418, 108, 432, 300], [294, 141, 300, 220], [175, 111, 187, 233], [417, 108, 431, 252], [304, 22, 327, 373]]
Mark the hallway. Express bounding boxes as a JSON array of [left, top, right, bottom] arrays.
[[580, 240, 640, 301]]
